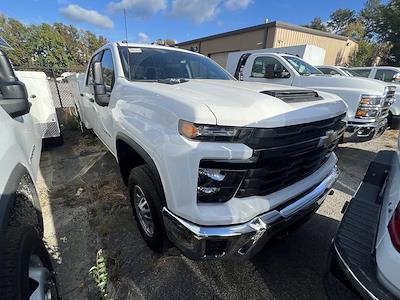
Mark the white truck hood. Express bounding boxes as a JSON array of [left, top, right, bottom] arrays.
[[296, 74, 394, 95], [132, 79, 347, 127]]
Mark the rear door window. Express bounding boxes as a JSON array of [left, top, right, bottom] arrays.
[[351, 68, 372, 78], [375, 69, 398, 82]]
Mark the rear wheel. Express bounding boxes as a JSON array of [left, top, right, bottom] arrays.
[[0, 226, 59, 300], [128, 165, 167, 253]]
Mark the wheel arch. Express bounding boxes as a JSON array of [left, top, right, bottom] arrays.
[[115, 133, 166, 202], [0, 164, 41, 253]]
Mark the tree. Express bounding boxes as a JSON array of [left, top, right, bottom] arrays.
[[359, 0, 382, 40], [28, 23, 71, 68], [341, 20, 365, 41], [0, 16, 32, 66], [302, 17, 328, 32], [328, 9, 357, 33], [374, 0, 400, 65], [349, 40, 391, 67], [0, 14, 107, 68]]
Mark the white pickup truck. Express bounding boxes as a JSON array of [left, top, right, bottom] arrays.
[[328, 138, 400, 299], [226, 52, 397, 142], [0, 49, 58, 299], [75, 42, 348, 260]]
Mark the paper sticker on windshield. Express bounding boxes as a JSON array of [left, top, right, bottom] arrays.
[[129, 48, 142, 53]]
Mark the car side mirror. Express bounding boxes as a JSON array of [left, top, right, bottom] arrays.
[[392, 72, 400, 83], [0, 50, 30, 118], [92, 61, 110, 107]]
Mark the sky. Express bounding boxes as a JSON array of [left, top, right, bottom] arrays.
[[1, 0, 367, 43]]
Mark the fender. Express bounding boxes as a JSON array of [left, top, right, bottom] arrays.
[[0, 163, 41, 254], [115, 133, 167, 205]]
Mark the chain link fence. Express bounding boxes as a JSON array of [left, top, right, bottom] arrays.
[[15, 66, 84, 108]]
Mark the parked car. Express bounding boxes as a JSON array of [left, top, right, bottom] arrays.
[[316, 65, 358, 77], [350, 66, 400, 83], [226, 52, 398, 137], [75, 42, 348, 260], [0, 49, 59, 299], [327, 136, 400, 299]]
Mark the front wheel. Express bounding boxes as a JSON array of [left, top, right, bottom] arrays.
[[128, 165, 167, 253], [0, 226, 59, 300]]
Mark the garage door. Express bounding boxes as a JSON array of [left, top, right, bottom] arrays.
[[209, 52, 229, 68]]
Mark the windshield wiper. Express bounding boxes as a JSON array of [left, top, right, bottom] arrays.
[[157, 78, 189, 85]]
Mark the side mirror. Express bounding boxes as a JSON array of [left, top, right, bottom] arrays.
[[92, 61, 110, 106], [392, 72, 400, 83], [0, 50, 30, 118]]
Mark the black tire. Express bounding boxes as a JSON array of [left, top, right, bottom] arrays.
[[0, 226, 59, 300], [128, 165, 167, 253]]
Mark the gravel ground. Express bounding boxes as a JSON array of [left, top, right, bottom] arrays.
[[37, 129, 399, 300]]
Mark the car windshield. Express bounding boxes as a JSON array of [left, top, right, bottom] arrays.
[[118, 46, 232, 81], [345, 69, 364, 77], [339, 67, 354, 77], [282, 56, 323, 76]]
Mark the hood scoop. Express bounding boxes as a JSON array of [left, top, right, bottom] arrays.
[[261, 89, 322, 102]]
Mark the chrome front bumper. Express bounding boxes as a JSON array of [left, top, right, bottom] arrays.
[[162, 166, 339, 261], [344, 118, 388, 143]]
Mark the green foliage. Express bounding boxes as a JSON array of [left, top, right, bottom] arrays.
[[359, 0, 382, 40], [307, 1, 400, 66], [0, 14, 107, 68], [89, 249, 109, 299], [374, 0, 400, 65], [340, 20, 365, 41], [302, 17, 328, 32], [328, 9, 357, 33]]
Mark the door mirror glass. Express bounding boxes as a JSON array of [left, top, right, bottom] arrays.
[[92, 61, 110, 106], [0, 50, 30, 118]]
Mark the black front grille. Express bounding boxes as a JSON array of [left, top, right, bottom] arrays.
[[261, 89, 323, 102], [200, 114, 346, 198]]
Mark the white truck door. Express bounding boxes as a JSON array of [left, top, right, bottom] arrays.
[[242, 54, 294, 86], [93, 48, 114, 151]]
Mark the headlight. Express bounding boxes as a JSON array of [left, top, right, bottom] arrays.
[[179, 120, 252, 142], [355, 108, 378, 118], [359, 95, 382, 106]]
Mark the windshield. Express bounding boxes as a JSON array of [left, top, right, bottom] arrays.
[[339, 67, 354, 77], [345, 69, 363, 77], [118, 46, 231, 81], [282, 56, 323, 76]]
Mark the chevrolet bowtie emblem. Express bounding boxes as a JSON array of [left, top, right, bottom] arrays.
[[318, 130, 338, 148]]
